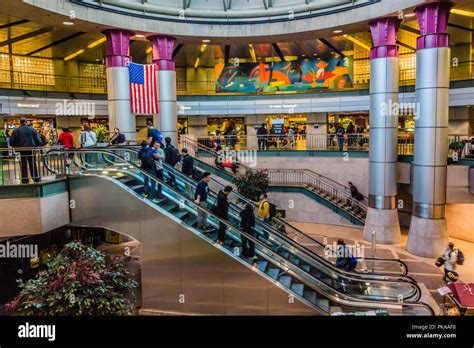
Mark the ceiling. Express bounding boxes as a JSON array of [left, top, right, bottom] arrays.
[[0, 3, 472, 67]]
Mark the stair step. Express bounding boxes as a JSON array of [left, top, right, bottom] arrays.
[[279, 275, 292, 288], [291, 283, 305, 296], [300, 264, 311, 272], [266, 268, 280, 280], [161, 203, 177, 212]]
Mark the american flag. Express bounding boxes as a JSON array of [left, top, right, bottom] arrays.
[[129, 63, 158, 115]]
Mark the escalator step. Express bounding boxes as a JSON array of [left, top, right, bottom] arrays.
[[186, 216, 197, 227], [291, 283, 305, 296], [278, 275, 292, 288], [174, 210, 189, 220], [303, 290, 317, 304], [316, 298, 330, 311], [266, 268, 279, 280], [290, 257, 300, 266], [256, 260, 268, 272], [300, 264, 311, 272], [279, 251, 289, 259], [161, 203, 178, 212], [129, 184, 144, 192]]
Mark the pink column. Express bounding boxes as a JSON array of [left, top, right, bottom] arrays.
[[148, 35, 178, 145], [103, 29, 136, 141]]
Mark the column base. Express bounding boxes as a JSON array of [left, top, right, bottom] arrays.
[[407, 215, 448, 258], [363, 207, 401, 244]]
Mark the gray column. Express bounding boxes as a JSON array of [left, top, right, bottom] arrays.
[[148, 35, 178, 145], [363, 17, 401, 244], [407, 1, 452, 257], [104, 29, 136, 142]]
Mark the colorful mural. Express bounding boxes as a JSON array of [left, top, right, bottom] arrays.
[[215, 57, 352, 93]]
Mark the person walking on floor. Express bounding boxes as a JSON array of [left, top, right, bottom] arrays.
[[240, 203, 257, 259], [147, 120, 163, 146], [57, 128, 74, 170], [336, 124, 345, 151], [10, 118, 43, 184], [79, 125, 97, 166], [215, 186, 233, 245], [441, 242, 459, 283], [194, 172, 213, 232]]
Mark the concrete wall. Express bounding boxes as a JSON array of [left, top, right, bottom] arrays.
[[0, 193, 70, 237], [268, 191, 358, 228]]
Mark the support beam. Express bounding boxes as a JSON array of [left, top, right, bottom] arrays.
[[27, 32, 85, 56], [317, 38, 345, 57], [224, 45, 230, 64], [172, 43, 183, 59], [0, 19, 29, 30], [272, 43, 285, 61], [0, 27, 54, 47]]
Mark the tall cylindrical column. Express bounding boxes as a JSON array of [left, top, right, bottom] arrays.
[[148, 35, 178, 145], [104, 29, 136, 142], [363, 17, 401, 244], [407, 2, 453, 257]]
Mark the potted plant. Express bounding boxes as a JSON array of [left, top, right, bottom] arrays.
[[4, 242, 138, 316], [94, 124, 109, 147], [234, 168, 270, 202]]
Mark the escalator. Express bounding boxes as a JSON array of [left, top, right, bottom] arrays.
[[102, 146, 412, 278], [61, 148, 434, 315]]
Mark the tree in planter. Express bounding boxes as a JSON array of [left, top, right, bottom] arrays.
[[234, 168, 270, 202], [5, 242, 138, 316]]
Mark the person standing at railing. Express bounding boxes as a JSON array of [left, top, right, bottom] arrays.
[[10, 118, 43, 184], [194, 172, 214, 233], [57, 128, 74, 170], [110, 128, 126, 145], [336, 125, 345, 151], [287, 126, 295, 149], [257, 123, 268, 150], [79, 125, 97, 166], [346, 122, 355, 147]]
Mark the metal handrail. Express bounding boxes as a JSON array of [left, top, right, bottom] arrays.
[[101, 146, 411, 281], [65, 148, 434, 315]]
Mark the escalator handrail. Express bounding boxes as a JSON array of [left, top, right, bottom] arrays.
[[84, 147, 422, 303], [164, 143, 410, 276], [66, 148, 434, 315], [104, 145, 411, 279]]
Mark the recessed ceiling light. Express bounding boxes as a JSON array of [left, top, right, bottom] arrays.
[[95, 58, 100, 61], [202, 39, 211, 43], [302, 54, 306, 57], [333, 29, 343, 34], [404, 13, 416, 17], [63, 21, 74, 26], [135, 34, 145, 38]]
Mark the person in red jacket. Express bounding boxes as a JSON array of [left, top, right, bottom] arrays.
[[58, 128, 74, 169]]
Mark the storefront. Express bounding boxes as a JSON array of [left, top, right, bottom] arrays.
[[207, 116, 246, 136], [265, 115, 307, 135], [3, 115, 57, 145], [327, 112, 369, 132], [80, 117, 108, 131]]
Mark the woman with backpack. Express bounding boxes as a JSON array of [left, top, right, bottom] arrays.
[[440, 242, 463, 283], [138, 140, 157, 201], [110, 128, 126, 145]]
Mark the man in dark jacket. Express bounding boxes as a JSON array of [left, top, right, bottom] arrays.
[[215, 186, 233, 244], [164, 137, 179, 187], [137, 141, 156, 200], [240, 203, 257, 259], [256, 123, 268, 150], [10, 118, 43, 184], [181, 148, 194, 177]]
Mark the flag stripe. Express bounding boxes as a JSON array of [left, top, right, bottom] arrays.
[[129, 63, 158, 115]]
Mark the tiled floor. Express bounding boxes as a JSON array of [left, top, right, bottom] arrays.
[[289, 221, 474, 308]]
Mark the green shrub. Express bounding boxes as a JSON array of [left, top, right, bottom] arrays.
[[234, 168, 270, 201], [5, 242, 138, 316]]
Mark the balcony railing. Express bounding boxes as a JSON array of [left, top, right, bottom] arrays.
[[0, 60, 472, 96]]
